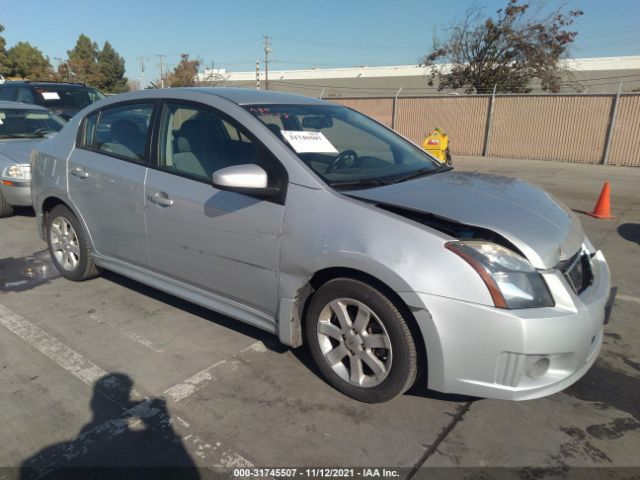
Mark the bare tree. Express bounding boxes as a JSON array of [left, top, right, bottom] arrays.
[[421, 0, 583, 93], [195, 63, 230, 87]]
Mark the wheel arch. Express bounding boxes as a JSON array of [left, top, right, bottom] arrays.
[[278, 266, 428, 381], [40, 196, 96, 253]]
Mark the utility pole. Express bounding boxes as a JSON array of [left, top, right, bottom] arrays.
[[157, 54, 166, 88], [256, 59, 260, 90], [263, 35, 271, 90], [138, 56, 145, 90]]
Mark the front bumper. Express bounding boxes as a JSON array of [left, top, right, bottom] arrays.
[[0, 180, 32, 207], [403, 250, 611, 401]]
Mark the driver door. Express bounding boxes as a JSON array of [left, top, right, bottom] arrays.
[[144, 101, 286, 316]]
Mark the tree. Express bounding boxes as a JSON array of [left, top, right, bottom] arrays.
[[166, 54, 200, 87], [97, 41, 127, 93], [7, 41, 53, 79], [67, 34, 100, 84], [421, 0, 583, 93], [0, 24, 11, 75]]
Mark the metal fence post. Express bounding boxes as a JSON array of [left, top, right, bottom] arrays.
[[391, 87, 403, 130], [602, 82, 622, 165], [482, 85, 497, 156]]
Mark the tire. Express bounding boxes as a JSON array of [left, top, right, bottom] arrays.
[[305, 278, 418, 403], [46, 204, 100, 281], [0, 191, 15, 218]]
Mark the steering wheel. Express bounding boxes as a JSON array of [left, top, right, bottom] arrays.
[[33, 128, 55, 136], [325, 149, 360, 174]]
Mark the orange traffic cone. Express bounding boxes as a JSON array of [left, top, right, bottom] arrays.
[[587, 182, 615, 219]]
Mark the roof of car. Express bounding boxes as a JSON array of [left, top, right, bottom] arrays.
[[0, 100, 48, 111], [184, 87, 328, 106], [0, 81, 95, 89]]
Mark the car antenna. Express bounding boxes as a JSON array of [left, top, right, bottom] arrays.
[[148, 81, 158, 89]]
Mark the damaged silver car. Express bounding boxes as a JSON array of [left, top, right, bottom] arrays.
[[31, 88, 612, 403]]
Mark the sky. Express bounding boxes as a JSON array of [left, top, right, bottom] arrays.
[[1, 0, 639, 88]]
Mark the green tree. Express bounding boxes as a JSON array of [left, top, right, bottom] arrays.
[[7, 41, 53, 79], [67, 34, 99, 84], [421, 0, 583, 93], [0, 24, 10, 75], [166, 54, 200, 87], [97, 41, 127, 93]]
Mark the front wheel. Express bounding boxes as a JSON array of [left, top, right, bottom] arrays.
[[305, 278, 419, 403], [46, 205, 100, 281]]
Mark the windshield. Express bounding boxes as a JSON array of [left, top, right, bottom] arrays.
[[0, 109, 66, 138], [33, 86, 105, 110], [246, 104, 447, 188]]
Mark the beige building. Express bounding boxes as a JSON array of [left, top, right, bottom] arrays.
[[200, 56, 640, 97]]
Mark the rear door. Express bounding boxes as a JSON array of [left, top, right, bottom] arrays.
[[69, 101, 156, 266]]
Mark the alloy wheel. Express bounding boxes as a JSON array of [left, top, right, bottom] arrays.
[[316, 298, 392, 388], [49, 216, 81, 271]]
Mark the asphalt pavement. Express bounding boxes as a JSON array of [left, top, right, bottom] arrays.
[[0, 155, 638, 479]]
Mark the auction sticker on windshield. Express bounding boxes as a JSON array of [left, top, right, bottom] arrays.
[[281, 130, 338, 154], [40, 92, 61, 100]]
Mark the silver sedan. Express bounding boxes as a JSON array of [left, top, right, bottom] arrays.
[[30, 88, 612, 403], [0, 101, 65, 217]]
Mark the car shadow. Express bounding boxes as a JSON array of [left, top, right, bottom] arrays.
[[101, 270, 287, 354], [12, 206, 36, 217], [617, 223, 640, 245], [20, 372, 200, 480], [290, 342, 476, 404]]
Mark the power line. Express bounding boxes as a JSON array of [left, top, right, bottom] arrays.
[[274, 35, 421, 50]]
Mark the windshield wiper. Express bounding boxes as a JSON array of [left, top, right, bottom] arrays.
[[329, 177, 391, 189], [392, 165, 452, 184]]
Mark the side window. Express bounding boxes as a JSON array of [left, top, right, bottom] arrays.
[[16, 88, 36, 104], [0, 86, 16, 101], [94, 103, 153, 162], [158, 103, 285, 187], [78, 111, 99, 148]]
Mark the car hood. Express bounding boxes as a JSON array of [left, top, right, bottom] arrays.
[[0, 139, 41, 166], [346, 170, 585, 269]]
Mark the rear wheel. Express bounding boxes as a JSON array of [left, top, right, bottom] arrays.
[[0, 191, 15, 218], [305, 278, 418, 403], [46, 205, 100, 281]]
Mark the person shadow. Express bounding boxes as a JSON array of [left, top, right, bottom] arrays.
[[20, 373, 200, 480]]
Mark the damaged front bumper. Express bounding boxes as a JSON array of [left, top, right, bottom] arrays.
[[401, 250, 612, 401]]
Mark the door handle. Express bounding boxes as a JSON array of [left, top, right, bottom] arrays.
[[70, 167, 89, 179], [148, 192, 174, 207]]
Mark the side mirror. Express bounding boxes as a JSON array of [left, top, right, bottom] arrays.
[[212, 164, 279, 197]]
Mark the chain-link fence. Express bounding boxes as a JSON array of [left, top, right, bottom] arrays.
[[329, 93, 640, 166]]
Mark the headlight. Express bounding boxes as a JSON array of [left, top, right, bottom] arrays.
[[446, 241, 554, 309], [3, 164, 31, 180]]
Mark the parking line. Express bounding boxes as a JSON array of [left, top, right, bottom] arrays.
[[0, 302, 255, 475], [165, 340, 268, 403], [0, 303, 121, 389], [88, 310, 165, 354], [617, 294, 640, 304]]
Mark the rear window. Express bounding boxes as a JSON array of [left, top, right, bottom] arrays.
[[33, 86, 104, 109]]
